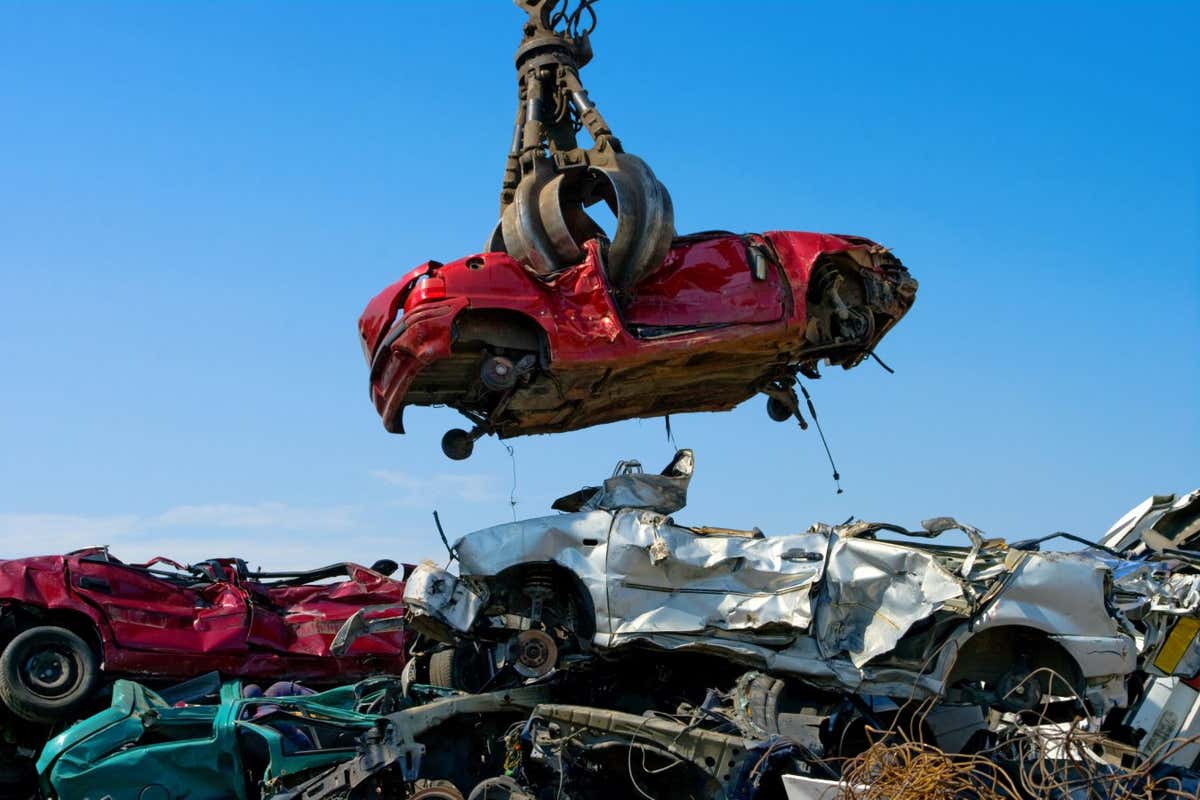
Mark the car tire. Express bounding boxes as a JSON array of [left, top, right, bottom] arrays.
[[766, 396, 793, 422], [428, 644, 493, 692], [441, 429, 475, 461], [410, 779, 465, 800], [0, 626, 99, 723], [428, 647, 456, 689], [469, 776, 535, 800]]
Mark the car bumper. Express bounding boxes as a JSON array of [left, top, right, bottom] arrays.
[[370, 297, 468, 432]]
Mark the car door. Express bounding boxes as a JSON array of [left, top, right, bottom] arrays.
[[69, 555, 248, 654], [623, 234, 786, 329], [601, 510, 828, 643], [68, 555, 203, 652]]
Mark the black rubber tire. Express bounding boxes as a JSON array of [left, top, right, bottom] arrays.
[[0, 626, 99, 723], [766, 396, 792, 422], [441, 429, 474, 461], [428, 645, 493, 692], [410, 779, 466, 800], [428, 647, 456, 689], [468, 776, 535, 800]]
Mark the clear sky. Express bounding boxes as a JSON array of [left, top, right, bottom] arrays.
[[1, 1, 1196, 569]]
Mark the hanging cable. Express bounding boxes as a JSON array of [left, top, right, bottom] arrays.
[[433, 510, 456, 563], [798, 382, 843, 494], [505, 443, 520, 520], [868, 350, 895, 374]]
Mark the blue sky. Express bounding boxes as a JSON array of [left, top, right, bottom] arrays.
[[1, 1, 1196, 568]]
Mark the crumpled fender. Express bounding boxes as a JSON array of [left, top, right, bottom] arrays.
[[0, 554, 113, 653], [402, 562, 486, 635]]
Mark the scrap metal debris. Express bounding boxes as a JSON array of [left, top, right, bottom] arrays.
[[0, 3, 1191, 788], [318, 460, 1200, 799], [788, 700, 1200, 800], [12, 479, 1200, 799], [0, 3, 1186, 799]]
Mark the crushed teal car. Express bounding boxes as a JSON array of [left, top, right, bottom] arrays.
[[36, 675, 407, 800]]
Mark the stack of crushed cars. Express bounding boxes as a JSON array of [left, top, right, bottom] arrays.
[[9, 2, 1192, 797], [0, 553, 412, 797], [8, 456, 1199, 800]]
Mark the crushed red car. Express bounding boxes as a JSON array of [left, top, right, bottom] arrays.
[[0, 548, 412, 722], [359, 231, 917, 458]]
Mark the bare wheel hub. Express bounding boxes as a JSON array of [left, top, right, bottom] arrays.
[[481, 355, 517, 392], [512, 629, 557, 678], [23, 648, 77, 696]]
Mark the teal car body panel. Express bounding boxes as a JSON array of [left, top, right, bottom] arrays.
[[37, 678, 394, 799]]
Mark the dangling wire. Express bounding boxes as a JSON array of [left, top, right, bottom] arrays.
[[868, 349, 896, 374], [798, 382, 843, 494], [433, 510, 456, 564], [505, 443, 520, 520], [664, 414, 677, 450]]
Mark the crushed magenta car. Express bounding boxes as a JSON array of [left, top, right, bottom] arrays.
[[359, 232, 916, 459], [0, 548, 413, 723]]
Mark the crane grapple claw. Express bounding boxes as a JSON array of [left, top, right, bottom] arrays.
[[493, 0, 676, 290]]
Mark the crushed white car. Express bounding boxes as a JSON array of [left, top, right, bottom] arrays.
[[1092, 488, 1200, 769], [402, 450, 1136, 713], [1100, 489, 1200, 679]]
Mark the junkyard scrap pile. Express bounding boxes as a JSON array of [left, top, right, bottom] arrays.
[[2, 1, 1195, 799], [4, 472, 1200, 799]]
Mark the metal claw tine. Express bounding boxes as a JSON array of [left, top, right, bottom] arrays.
[[494, 0, 676, 288]]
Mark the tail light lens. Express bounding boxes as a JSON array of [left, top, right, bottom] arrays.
[[403, 274, 446, 312]]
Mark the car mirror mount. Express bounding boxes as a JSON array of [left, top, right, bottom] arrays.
[[371, 559, 399, 577]]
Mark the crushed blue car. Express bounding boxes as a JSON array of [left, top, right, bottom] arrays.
[[35, 670, 544, 800], [36, 673, 421, 799]]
